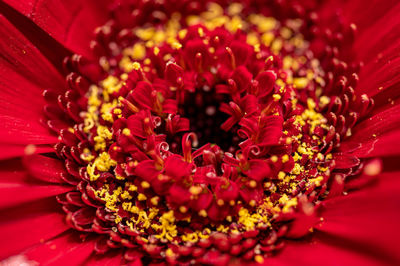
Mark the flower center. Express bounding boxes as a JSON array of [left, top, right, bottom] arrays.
[[179, 88, 237, 150], [53, 1, 373, 263]]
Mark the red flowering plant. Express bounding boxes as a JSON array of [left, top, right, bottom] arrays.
[[1, 0, 400, 265]]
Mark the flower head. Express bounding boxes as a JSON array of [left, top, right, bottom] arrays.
[[1, 0, 400, 265]]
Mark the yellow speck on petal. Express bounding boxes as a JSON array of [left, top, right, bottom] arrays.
[[271, 155, 278, 163], [141, 181, 150, 189], [293, 77, 309, 89], [131, 62, 141, 71], [255, 255, 264, 264], [217, 199, 224, 206], [281, 154, 289, 163], [198, 210, 208, 217], [272, 94, 281, 101], [138, 193, 147, 201], [24, 144, 36, 155]]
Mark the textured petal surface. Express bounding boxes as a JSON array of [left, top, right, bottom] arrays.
[[23, 233, 96, 265], [0, 144, 54, 160], [0, 15, 62, 158], [23, 155, 69, 184], [3, 0, 109, 57], [335, 1, 400, 107], [339, 104, 400, 157], [0, 159, 72, 209], [0, 15, 65, 89], [317, 171, 400, 264], [0, 198, 69, 260], [268, 235, 385, 266], [268, 171, 400, 265]]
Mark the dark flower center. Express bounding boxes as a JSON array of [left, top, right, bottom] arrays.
[[178, 88, 236, 150]]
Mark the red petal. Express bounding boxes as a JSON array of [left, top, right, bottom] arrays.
[[0, 15, 65, 90], [315, 171, 400, 263], [0, 144, 53, 160], [0, 159, 72, 209], [243, 159, 271, 181], [231, 66, 252, 92], [255, 70, 276, 97], [339, 104, 400, 157], [23, 155, 69, 184], [268, 235, 386, 266], [0, 62, 58, 149], [83, 251, 123, 265], [130, 81, 153, 110], [0, 115, 57, 146], [134, 160, 160, 183], [332, 154, 360, 169], [3, 0, 109, 57], [164, 155, 193, 181], [0, 198, 68, 260], [23, 233, 96, 265], [341, 130, 400, 158]]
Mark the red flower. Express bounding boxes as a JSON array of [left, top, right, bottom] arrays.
[[1, 0, 400, 265]]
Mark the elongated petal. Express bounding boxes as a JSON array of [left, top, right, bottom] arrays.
[[0, 159, 72, 209], [0, 198, 69, 260], [23, 155, 70, 184], [339, 104, 400, 157], [268, 235, 385, 266], [341, 130, 400, 158], [23, 233, 96, 265], [317, 171, 400, 263], [0, 15, 65, 89], [3, 0, 109, 57], [0, 144, 53, 160]]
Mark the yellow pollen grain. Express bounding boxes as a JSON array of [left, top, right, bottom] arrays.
[[364, 160, 382, 176], [189, 186, 202, 195], [122, 128, 131, 136], [272, 94, 281, 101], [227, 3, 243, 16], [281, 154, 289, 163], [132, 62, 141, 70], [24, 144, 36, 155], [199, 210, 207, 217], [271, 155, 278, 162], [249, 15, 277, 32], [293, 77, 309, 89], [307, 98, 316, 110], [131, 43, 146, 60], [318, 95, 330, 106], [179, 206, 188, 213], [151, 196, 159, 206], [198, 27, 205, 37], [271, 38, 283, 54], [138, 193, 147, 201], [278, 171, 286, 180], [141, 181, 150, 189], [178, 29, 187, 39], [171, 41, 182, 49], [291, 163, 303, 175], [249, 180, 257, 188], [165, 248, 175, 258], [255, 255, 264, 264]]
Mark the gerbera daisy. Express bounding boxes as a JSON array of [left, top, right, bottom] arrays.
[[1, 0, 400, 265]]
